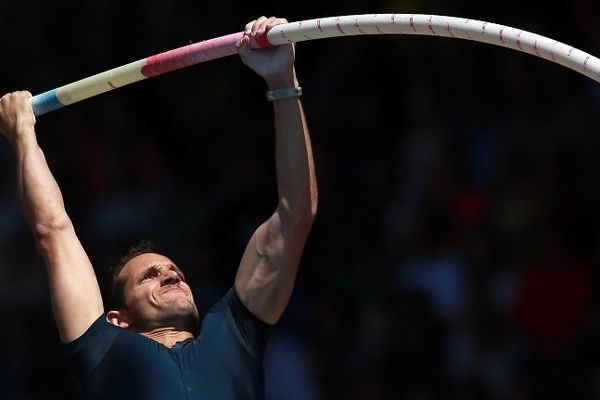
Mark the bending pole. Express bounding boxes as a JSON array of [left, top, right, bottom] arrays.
[[30, 14, 600, 116]]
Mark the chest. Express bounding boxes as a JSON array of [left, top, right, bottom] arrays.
[[87, 336, 259, 399]]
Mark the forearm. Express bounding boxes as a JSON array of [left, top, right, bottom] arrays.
[[13, 126, 70, 238], [269, 74, 318, 221]]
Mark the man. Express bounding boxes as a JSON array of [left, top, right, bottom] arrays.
[[0, 16, 317, 399]]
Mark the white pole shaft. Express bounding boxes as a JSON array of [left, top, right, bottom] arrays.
[[30, 14, 600, 116]]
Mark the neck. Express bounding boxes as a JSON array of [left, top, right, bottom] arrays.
[[140, 328, 194, 348]]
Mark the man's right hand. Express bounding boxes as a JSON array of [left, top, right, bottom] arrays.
[[0, 91, 36, 143], [1, 90, 105, 343]]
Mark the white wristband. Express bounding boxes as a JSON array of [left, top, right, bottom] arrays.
[[266, 87, 302, 101]]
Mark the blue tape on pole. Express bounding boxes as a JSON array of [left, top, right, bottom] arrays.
[[30, 90, 64, 116]]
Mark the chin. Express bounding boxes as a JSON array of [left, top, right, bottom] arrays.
[[162, 302, 201, 332]]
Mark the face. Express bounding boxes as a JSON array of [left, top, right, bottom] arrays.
[[116, 253, 200, 332]]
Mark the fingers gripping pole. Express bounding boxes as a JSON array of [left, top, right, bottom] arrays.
[[30, 14, 600, 116]]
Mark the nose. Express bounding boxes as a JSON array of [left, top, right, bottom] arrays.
[[161, 269, 181, 286]]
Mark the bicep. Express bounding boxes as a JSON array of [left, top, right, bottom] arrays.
[[37, 223, 104, 343], [234, 210, 310, 324]]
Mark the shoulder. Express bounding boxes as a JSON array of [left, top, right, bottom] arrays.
[[199, 287, 272, 348], [63, 314, 124, 379], [64, 314, 119, 349]]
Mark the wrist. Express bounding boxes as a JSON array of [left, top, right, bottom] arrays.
[[266, 87, 302, 102], [264, 69, 298, 90], [11, 126, 36, 148], [15, 113, 36, 134]]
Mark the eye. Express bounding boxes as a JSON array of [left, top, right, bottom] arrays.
[[140, 272, 157, 283]]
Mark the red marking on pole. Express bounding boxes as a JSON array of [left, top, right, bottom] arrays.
[[533, 40, 540, 56], [409, 15, 416, 31], [336, 18, 347, 34], [481, 22, 487, 34], [428, 16, 436, 34], [464, 19, 472, 39], [567, 48, 574, 57], [516, 31, 523, 51], [499, 28, 504, 44], [254, 33, 271, 48], [354, 19, 365, 34], [317, 19, 323, 32]]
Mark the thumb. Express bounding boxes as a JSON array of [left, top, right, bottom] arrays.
[[236, 34, 250, 50]]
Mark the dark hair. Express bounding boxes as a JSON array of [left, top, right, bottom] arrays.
[[108, 240, 162, 310]]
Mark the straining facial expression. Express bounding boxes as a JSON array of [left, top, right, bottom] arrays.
[[114, 253, 200, 332]]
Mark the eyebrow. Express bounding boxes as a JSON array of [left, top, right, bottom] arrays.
[[137, 263, 186, 282]]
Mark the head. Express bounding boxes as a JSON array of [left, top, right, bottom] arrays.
[[107, 241, 200, 334]]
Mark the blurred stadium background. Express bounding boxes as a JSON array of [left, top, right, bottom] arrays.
[[1, 1, 600, 399]]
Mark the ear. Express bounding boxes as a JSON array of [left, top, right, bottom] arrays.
[[106, 309, 131, 328]]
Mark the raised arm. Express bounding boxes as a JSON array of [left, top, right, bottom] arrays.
[[0, 92, 103, 342], [234, 17, 318, 324]]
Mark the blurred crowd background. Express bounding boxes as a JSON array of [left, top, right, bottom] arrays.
[[1, 1, 600, 399]]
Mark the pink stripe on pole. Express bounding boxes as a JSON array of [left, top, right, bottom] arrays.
[[142, 32, 244, 78], [254, 32, 272, 48]]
